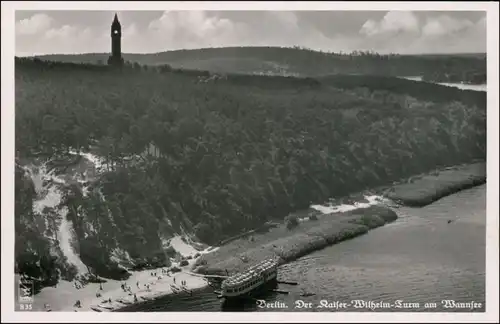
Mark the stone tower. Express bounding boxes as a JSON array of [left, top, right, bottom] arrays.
[[107, 13, 124, 67]]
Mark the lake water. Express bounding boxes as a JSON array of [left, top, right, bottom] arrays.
[[402, 76, 487, 92], [117, 184, 486, 312]]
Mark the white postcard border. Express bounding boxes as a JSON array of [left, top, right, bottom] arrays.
[[2, 1, 498, 323]]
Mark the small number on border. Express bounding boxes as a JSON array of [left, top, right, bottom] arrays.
[[19, 304, 33, 311]]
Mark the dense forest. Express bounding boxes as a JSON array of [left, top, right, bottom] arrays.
[[15, 56, 486, 290], [35, 46, 487, 84]]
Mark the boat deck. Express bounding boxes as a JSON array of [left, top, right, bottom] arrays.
[[222, 258, 278, 288]]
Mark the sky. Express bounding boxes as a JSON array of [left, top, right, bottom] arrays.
[[15, 10, 487, 56]]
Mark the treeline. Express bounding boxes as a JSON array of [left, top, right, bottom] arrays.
[[16, 58, 485, 108], [14, 57, 486, 285], [33, 46, 486, 83], [15, 56, 197, 76]]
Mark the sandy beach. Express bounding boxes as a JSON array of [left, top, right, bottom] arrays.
[[27, 236, 217, 312], [30, 259, 209, 312]]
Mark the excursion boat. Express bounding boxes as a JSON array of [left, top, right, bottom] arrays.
[[218, 258, 279, 301]]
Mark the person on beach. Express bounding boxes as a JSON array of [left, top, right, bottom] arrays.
[[173, 277, 176, 283], [100, 283, 103, 291], [137, 281, 139, 288], [134, 294, 138, 303]]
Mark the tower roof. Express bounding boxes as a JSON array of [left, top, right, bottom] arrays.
[[112, 13, 121, 26]]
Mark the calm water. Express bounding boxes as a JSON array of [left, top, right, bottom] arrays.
[[118, 185, 486, 312], [401, 76, 487, 92]]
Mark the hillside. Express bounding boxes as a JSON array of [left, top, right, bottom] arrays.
[[33, 46, 487, 84], [15, 58, 486, 294]]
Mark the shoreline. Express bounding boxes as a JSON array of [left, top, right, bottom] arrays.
[[384, 162, 486, 207], [26, 162, 486, 312], [193, 206, 398, 279]]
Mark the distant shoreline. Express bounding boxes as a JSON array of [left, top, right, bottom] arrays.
[[400, 76, 487, 91]]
